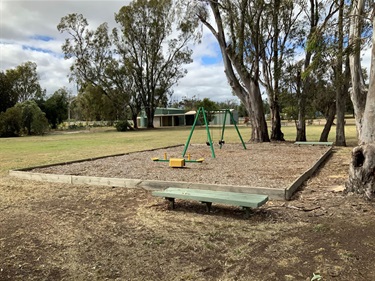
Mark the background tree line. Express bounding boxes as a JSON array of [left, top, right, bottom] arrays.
[[0, 61, 70, 137], [1, 0, 373, 146], [58, 0, 372, 144], [0, 60, 247, 136]]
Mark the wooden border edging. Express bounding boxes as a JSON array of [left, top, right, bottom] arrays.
[[9, 145, 333, 201], [284, 146, 333, 200], [7, 170, 286, 200]]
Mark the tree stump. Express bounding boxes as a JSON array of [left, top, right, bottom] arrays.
[[346, 144, 375, 200]]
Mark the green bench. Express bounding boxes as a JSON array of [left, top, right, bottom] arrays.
[[152, 187, 269, 218]]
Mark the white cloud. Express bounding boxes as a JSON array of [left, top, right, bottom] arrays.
[[1, 1, 370, 104], [173, 61, 234, 103], [1, 1, 132, 95], [0, 0, 236, 102]]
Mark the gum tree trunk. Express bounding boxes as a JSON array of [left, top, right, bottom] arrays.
[[346, 144, 375, 199], [335, 0, 346, 146], [319, 102, 336, 142], [199, 1, 270, 142], [348, 0, 367, 139], [346, 5, 375, 198]]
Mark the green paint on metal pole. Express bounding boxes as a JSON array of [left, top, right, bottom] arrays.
[[219, 110, 228, 149], [182, 107, 245, 158], [182, 107, 216, 158], [182, 107, 201, 157], [230, 110, 247, 149], [202, 108, 215, 158]]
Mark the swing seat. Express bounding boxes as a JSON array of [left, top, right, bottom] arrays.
[[206, 141, 211, 146], [218, 140, 225, 145]]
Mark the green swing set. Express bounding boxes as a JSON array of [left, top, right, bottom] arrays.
[[182, 107, 247, 158], [152, 107, 246, 167]]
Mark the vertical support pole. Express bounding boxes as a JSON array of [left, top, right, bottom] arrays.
[[166, 198, 175, 209], [229, 110, 247, 150], [182, 107, 216, 158], [243, 207, 252, 218], [202, 108, 216, 158], [182, 107, 201, 157], [220, 110, 228, 149]]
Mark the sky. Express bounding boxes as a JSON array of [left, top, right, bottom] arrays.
[[0, 1, 372, 105], [0, 0, 235, 104]]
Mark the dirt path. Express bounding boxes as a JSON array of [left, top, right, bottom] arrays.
[[1, 146, 375, 281]]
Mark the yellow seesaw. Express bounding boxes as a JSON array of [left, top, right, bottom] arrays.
[[152, 153, 204, 168]]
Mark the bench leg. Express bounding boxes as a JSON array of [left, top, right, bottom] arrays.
[[166, 197, 175, 209], [202, 202, 212, 212], [243, 207, 253, 218]]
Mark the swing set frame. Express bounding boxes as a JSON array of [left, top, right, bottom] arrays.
[[182, 107, 247, 158]]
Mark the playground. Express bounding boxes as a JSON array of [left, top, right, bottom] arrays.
[[22, 143, 331, 200], [1, 125, 375, 280], [11, 108, 331, 200]]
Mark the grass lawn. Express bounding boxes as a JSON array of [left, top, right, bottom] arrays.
[[0, 124, 358, 175]]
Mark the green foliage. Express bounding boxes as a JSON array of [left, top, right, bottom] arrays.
[[113, 0, 195, 127], [0, 106, 22, 137], [76, 84, 116, 122], [195, 98, 219, 123], [16, 101, 49, 136], [5, 61, 43, 103], [0, 71, 17, 113], [44, 88, 69, 129], [31, 112, 49, 135], [115, 120, 132, 132], [57, 14, 133, 122], [216, 99, 239, 110], [0, 100, 49, 137]]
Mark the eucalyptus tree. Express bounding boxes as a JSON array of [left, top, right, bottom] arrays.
[[76, 84, 116, 122], [16, 100, 49, 136], [291, 0, 339, 141], [57, 14, 136, 125], [44, 87, 69, 129], [346, 0, 375, 199], [348, 0, 373, 138], [257, 0, 305, 141], [113, 0, 196, 128], [183, 0, 304, 141], [311, 0, 351, 145], [5, 61, 43, 103], [321, 0, 354, 146], [191, 0, 270, 141]]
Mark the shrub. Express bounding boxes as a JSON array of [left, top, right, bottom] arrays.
[[31, 112, 49, 135], [16, 101, 49, 135], [115, 120, 132, 132], [0, 106, 22, 137]]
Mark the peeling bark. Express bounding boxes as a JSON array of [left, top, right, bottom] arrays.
[[200, 0, 270, 142], [360, 13, 375, 144], [346, 144, 375, 200], [348, 0, 367, 140], [346, 2, 374, 197]]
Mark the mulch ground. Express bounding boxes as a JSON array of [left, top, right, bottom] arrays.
[[29, 143, 330, 189], [1, 144, 375, 281]]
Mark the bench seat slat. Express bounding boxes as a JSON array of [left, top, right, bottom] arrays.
[[152, 187, 268, 208]]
